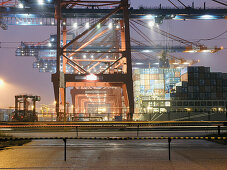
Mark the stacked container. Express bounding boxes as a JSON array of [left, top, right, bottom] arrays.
[[174, 66, 227, 100]]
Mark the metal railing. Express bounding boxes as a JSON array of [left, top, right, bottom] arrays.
[[0, 136, 226, 161]]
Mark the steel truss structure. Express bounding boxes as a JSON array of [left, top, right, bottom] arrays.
[[51, 0, 135, 121]]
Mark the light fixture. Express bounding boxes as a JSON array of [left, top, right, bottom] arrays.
[[86, 74, 98, 81], [85, 22, 89, 29], [73, 22, 77, 28], [148, 21, 155, 27], [108, 23, 113, 29], [18, 3, 24, 8], [38, 0, 44, 5], [0, 79, 4, 86], [97, 23, 101, 29], [200, 15, 215, 20]]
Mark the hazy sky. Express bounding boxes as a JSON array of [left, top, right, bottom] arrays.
[[0, 0, 227, 108]]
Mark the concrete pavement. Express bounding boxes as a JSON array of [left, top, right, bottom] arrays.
[[0, 136, 227, 169]]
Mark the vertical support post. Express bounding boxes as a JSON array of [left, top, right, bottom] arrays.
[[15, 96, 18, 118], [122, 0, 134, 120], [168, 138, 171, 161], [76, 126, 78, 137], [137, 125, 139, 137], [208, 111, 211, 121], [168, 111, 170, 121], [55, 0, 61, 121], [63, 138, 67, 161], [218, 126, 221, 136], [62, 20, 67, 122]]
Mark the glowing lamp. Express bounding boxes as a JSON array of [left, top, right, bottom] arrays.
[[86, 74, 97, 81]]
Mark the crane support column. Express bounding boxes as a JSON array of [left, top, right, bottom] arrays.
[[122, 0, 134, 120]]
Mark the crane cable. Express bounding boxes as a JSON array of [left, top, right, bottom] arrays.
[[167, 0, 179, 9], [211, 0, 227, 6], [176, 0, 187, 8]]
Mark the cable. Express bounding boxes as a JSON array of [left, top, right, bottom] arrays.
[[176, 0, 187, 8], [196, 30, 227, 42], [167, 0, 179, 9], [211, 0, 227, 6]]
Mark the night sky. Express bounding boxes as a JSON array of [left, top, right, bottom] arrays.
[[0, 0, 227, 108]]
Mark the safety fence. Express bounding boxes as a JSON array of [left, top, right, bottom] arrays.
[[0, 136, 226, 161]]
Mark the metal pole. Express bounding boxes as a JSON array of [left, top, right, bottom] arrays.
[[76, 126, 79, 137], [56, 0, 61, 121], [137, 125, 139, 137], [218, 126, 221, 135], [63, 138, 67, 161], [168, 138, 171, 160]]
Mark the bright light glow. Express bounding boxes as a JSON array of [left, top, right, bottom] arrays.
[[97, 23, 101, 29], [185, 50, 196, 53], [135, 63, 143, 65], [200, 15, 215, 20], [51, 38, 55, 42], [108, 23, 113, 29], [0, 79, 4, 86], [85, 22, 89, 29], [148, 21, 155, 27], [73, 23, 77, 28], [38, 0, 44, 5], [16, 21, 19, 24], [142, 50, 151, 53], [62, 21, 66, 25], [86, 74, 97, 81], [40, 21, 43, 25], [83, 55, 86, 58], [147, 106, 152, 110], [154, 63, 159, 65], [18, 3, 24, 8], [106, 56, 108, 58], [172, 63, 179, 65], [91, 55, 94, 59], [51, 22, 54, 25], [201, 50, 211, 53], [48, 43, 52, 47], [116, 25, 120, 29], [183, 62, 189, 65], [145, 14, 154, 19]]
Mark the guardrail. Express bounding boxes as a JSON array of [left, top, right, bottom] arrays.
[[1, 136, 226, 161]]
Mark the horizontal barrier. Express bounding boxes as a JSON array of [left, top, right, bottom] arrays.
[[1, 136, 226, 161], [0, 136, 227, 140], [0, 121, 226, 128]]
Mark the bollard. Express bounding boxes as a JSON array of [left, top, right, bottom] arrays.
[[63, 138, 67, 161], [76, 126, 79, 137], [168, 138, 171, 161], [218, 126, 221, 136], [137, 125, 139, 137]]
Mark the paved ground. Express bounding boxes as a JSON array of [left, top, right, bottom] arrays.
[[0, 131, 227, 169]]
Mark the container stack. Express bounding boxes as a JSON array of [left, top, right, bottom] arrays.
[[133, 68, 181, 100], [173, 66, 227, 100]]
